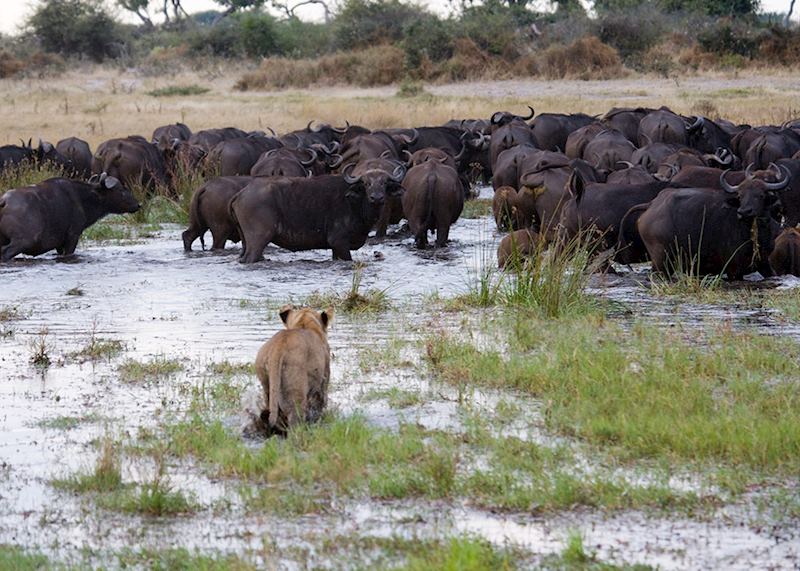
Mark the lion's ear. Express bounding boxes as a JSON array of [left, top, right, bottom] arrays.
[[279, 304, 294, 325]]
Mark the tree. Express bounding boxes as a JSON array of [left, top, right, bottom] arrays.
[[213, 0, 267, 22], [784, 0, 796, 26], [28, 0, 125, 61], [117, 0, 189, 26]]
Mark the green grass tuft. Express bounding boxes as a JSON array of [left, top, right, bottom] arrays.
[[147, 84, 210, 97], [118, 356, 184, 383]]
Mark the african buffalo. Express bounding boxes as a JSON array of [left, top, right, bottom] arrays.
[[188, 128, 249, 151], [530, 112, 595, 152], [492, 186, 528, 231], [582, 129, 636, 172], [638, 108, 704, 146], [606, 164, 655, 185], [497, 229, 540, 269], [345, 158, 406, 238], [401, 160, 464, 249], [631, 143, 685, 173], [92, 136, 168, 191], [182, 176, 252, 251], [489, 106, 535, 132], [56, 137, 92, 178], [492, 144, 540, 190], [0, 140, 72, 172], [231, 174, 387, 263], [744, 131, 800, 169], [490, 122, 537, 171], [152, 123, 192, 144], [0, 173, 139, 261], [206, 136, 282, 176], [601, 107, 654, 144], [769, 227, 800, 276], [565, 123, 605, 159], [638, 168, 791, 279], [251, 148, 319, 178]]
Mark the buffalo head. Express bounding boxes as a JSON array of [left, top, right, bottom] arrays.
[[89, 172, 140, 214], [721, 163, 791, 220]]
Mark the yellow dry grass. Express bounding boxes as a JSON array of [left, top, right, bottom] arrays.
[[1, 65, 799, 148]]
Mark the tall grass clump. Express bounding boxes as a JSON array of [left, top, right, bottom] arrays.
[[0, 161, 68, 194], [500, 231, 602, 318], [306, 263, 390, 313], [649, 236, 727, 297], [52, 435, 123, 493]]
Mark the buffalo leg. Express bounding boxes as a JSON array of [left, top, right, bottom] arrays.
[[332, 247, 352, 261], [182, 226, 204, 251], [61, 233, 80, 256], [211, 231, 228, 250], [239, 231, 272, 264], [0, 242, 24, 262], [435, 221, 451, 248], [374, 203, 390, 239]]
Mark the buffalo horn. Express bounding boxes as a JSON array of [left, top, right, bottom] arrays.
[[300, 148, 318, 166], [720, 170, 739, 194], [764, 163, 791, 191], [342, 163, 360, 184], [390, 163, 406, 182], [687, 116, 704, 133], [521, 105, 535, 120]]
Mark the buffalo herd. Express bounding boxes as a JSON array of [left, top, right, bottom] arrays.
[[2, 104, 800, 280]]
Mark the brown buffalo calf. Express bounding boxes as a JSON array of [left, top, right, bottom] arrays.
[[497, 229, 541, 269], [255, 305, 332, 435], [401, 161, 464, 249], [769, 227, 800, 276], [182, 176, 252, 251]]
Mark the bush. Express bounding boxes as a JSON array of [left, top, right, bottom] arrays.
[[0, 51, 25, 78], [333, 0, 421, 50], [239, 12, 280, 57], [402, 15, 454, 68], [757, 25, 800, 65], [697, 18, 759, 57], [457, 1, 519, 57], [595, 4, 666, 59], [538, 36, 624, 79], [27, 0, 127, 61]]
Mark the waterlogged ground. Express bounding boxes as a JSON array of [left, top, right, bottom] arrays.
[[1, 193, 799, 569]]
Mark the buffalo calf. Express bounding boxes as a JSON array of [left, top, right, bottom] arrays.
[[182, 176, 252, 251], [497, 229, 540, 269]]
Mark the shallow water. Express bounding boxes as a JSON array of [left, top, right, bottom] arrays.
[[1, 197, 799, 569]]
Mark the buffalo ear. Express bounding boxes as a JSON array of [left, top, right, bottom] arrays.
[[388, 183, 404, 197], [279, 304, 294, 325], [320, 308, 333, 328]]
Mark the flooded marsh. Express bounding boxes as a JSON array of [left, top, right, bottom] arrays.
[[1, 196, 799, 569]]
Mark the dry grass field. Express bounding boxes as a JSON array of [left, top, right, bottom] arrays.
[[2, 66, 800, 147]]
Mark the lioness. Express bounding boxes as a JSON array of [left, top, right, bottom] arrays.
[[256, 305, 332, 435]]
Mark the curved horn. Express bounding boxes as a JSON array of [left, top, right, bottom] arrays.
[[342, 163, 360, 184], [402, 149, 413, 165], [454, 143, 466, 163], [720, 170, 739, 194], [490, 111, 504, 125], [764, 163, 791, 191], [438, 155, 448, 163], [300, 148, 318, 167], [266, 127, 276, 137], [686, 116, 704, 133], [745, 163, 754, 179], [306, 120, 314, 132], [331, 124, 347, 134], [406, 128, 419, 145], [616, 160, 635, 169], [328, 154, 343, 169], [380, 150, 392, 159], [265, 148, 279, 158], [390, 163, 406, 182], [327, 141, 340, 154], [99, 172, 108, 183], [521, 105, 535, 120]]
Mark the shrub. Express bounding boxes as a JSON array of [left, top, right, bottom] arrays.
[[595, 4, 666, 59], [457, 1, 519, 57], [333, 0, 421, 50], [402, 15, 454, 68], [757, 25, 800, 65], [538, 36, 624, 79], [697, 18, 759, 57], [0, 51, 25, 78], [239, 12, 281, 57], [27, 0, 127, 61]]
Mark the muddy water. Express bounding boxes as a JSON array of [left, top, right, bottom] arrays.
[[1, 194, 798, 569]]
